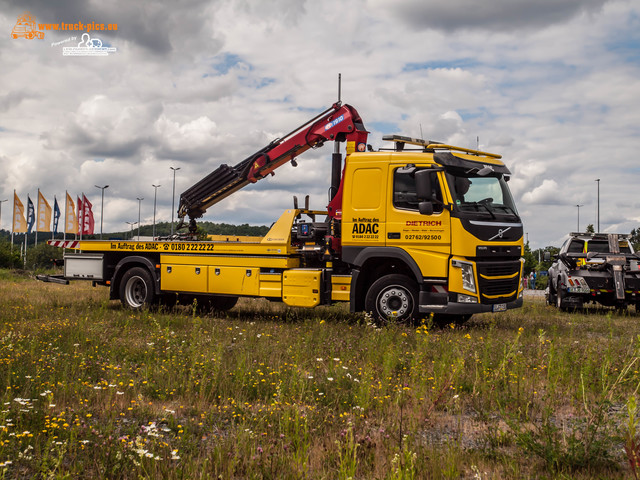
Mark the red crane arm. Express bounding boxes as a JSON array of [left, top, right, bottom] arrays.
[[177, 102, 368, 226]]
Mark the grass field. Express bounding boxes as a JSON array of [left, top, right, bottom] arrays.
[[1, 270, 640, 479]]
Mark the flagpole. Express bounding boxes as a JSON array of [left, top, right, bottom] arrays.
[[11, 190, 15, 253], [35, 189, 40, 247], [63, 191, 67, 250], [52, 195, 55, 241], [80, 193, 83, 242]]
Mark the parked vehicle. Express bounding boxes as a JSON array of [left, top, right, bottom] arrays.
[[547, 232, 640, 311]]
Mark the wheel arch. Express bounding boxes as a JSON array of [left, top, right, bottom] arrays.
[[110, 256, 160, 300], [344, 247, 423, 313]]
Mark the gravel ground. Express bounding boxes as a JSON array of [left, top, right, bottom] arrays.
[[523, 289, 546, 299]]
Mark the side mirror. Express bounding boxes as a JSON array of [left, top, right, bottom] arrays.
[[415, 170, 433, 200], [418, 201, 434, 216], [543, 251, 551, 262]]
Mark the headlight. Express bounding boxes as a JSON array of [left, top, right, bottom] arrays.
[[458, 294, 478, 303], [452, 260, 476, 293]]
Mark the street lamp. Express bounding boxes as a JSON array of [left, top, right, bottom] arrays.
[[152, 184, 161, 239], [0, 199, 7, 231], [94, 185, 109, 239], [136, 197, 144, 240], [595, 179, 600, 232], [170, 166, 180, 235], [126, 221, 137, 240], [576, 204, 584, 232]]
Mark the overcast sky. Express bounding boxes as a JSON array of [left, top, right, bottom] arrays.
[[1, 0, 639, 248]]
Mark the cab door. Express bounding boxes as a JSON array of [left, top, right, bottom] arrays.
[[341, 163, 386, 247], [385, 165, 451, 278]]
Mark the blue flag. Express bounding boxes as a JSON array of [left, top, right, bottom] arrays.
[[26, 196, 35, 234], [53, 197, 61, 234]]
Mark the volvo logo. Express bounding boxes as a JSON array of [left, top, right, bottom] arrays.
[[489, 226, 512, 241]]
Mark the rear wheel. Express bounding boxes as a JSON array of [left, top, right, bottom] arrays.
[[364, 274, 419, 324], [120, 267, 156, 310]]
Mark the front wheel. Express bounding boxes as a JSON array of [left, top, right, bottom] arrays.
[[556, 283, 572, 312], [364, 274, 419, 324], [120, 267, 156, 310]]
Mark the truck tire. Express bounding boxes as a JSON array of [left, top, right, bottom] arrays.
[[547, 280, 557, 306], [120, 267, 156, 310], [364, 274, 419, 324], [556, 283, 570, 312]]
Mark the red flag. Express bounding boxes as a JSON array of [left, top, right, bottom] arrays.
[[82, 194, 95, 235], [77, 196, 82, 235]]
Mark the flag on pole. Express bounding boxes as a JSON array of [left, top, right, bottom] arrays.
[[82, 194, 95, 235], [77, 196, 82, 235], [53, 197, 61, 235], [12, 191, 27, 233], [37, 190, 52, 232], [26, 196, 35, 234], [65, 193, 77, 234]]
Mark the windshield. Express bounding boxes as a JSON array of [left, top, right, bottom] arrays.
[[446, 172, 519, 217]]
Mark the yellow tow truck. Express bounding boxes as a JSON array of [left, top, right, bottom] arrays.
[[45, 101, 524, 324]]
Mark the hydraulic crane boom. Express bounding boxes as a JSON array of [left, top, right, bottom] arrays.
[[177, 102, 368, 231]]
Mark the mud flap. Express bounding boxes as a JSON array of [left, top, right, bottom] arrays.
[[613, 266, 625, 300]]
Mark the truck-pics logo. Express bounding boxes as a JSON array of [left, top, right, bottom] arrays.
[[63, 33, 117, 56], [11, 11, 43, 39], [11, 10, 118, 47]]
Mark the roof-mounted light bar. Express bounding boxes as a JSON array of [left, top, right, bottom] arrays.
[[382, 134, 502, 159]]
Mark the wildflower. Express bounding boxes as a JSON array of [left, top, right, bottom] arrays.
[[327, 377, 334, 382]]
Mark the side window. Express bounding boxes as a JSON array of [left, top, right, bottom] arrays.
[[567, 239, 584, 253], [393, 169, 443, 213], [587, 241, 609, 253]]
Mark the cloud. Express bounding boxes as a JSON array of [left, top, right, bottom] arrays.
[[42, 95, 163, 158], [1, 0, 639, 250], [521, 179, 563, 205], [369, 0, 610, 32], [0, 90, 35, 112]]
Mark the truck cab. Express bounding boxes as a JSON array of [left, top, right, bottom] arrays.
[[340, 137, 523, 323]]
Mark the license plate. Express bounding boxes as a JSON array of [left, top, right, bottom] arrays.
[[492, 303, 507, 312]]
